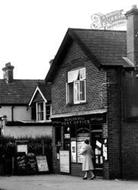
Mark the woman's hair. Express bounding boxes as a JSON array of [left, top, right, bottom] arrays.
[[84, 139, 89, 144]]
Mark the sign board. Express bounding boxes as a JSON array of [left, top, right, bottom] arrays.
[[17, 144, 28, 154], [36, 156, 49, 172], [91, 9, 126, 30], [16, 154, 26, 171], [59, 150, 70, 173]]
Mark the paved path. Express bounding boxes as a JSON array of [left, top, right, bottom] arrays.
[[0, 175, 138, 190]]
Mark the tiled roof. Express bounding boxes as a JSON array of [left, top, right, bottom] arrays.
[[70, 29, 127, 67], [46, 28, 130, 82], [37, 82, 51, 102], [0, 79, 43, 105]]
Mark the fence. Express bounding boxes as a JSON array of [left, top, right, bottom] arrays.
[[0, 136, 52, 176]]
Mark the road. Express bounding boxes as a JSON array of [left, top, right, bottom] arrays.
[[0, 175, 138, 190]]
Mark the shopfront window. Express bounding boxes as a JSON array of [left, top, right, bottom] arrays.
[[64, 126, 70, 150], [71, 133, 90, 163], [91, 132, 104, 169]]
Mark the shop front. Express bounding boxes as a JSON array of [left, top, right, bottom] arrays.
[[52, 113, 108, 178]]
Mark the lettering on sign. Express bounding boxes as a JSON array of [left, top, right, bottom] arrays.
[[59, 150, 70, 173], [91, 9, 126, 30], [36, 156, 49, 172]]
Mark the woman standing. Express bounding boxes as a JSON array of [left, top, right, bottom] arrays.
[[80, 139, 95, 180]]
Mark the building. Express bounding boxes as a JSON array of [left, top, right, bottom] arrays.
[[45, 6, 138, 179], [0, 63, 52, 138]]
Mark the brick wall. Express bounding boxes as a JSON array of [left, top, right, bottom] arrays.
[[52, 41, 107, 115], [51, 41, 107, 175], [107, 68, 122, 179], [122, 122, 138, 179]]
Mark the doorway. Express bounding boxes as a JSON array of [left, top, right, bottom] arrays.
[[91, 130, 104, 176]]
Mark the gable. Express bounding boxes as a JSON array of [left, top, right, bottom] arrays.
[[45, 28, 132, 83], [29, 83, 51, 106], [33, 91, 44, 102]]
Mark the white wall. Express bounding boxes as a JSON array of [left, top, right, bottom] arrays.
[[3, 125, 52, 138], [14, 106, 31, 121], [0, 106, 12, 120], [0, 106, 32, 121]]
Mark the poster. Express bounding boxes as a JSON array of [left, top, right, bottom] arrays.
[[77, 140, 84, 163], [36, 156, 49, 172], [71, 141, 76, 162], [17, 144, 28, 154], [59, 150, 70, 173]]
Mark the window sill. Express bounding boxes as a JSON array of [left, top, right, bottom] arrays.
[[66, 101, 87, 106]]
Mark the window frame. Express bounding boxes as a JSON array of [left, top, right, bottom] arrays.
[[66, 67, 86, 105], [35, 101, 51, 122]]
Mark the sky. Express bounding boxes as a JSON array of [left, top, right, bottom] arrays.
[[0, 0, 138, 79]]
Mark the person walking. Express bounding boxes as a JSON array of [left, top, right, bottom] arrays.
[[80, 139, 95, 180]]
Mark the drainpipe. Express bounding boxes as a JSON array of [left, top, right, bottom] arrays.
[[11, 106, 14, 121]]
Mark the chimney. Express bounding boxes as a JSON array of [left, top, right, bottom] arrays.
[[125, 5, 138, 68], [2, 62, 14, 83]]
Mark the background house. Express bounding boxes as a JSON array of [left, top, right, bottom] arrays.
[[45, 6, 138, 179], [0, 63, 52, 138]]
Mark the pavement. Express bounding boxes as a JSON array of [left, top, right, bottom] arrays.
[[0, 174, 138, 190]]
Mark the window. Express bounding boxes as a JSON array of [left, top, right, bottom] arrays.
[[37, 102, 44, 121], [66, 67, 86, 104], [31, 102, 51, 121]]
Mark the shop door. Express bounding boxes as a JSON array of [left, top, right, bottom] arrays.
[[91, 131, 103, 175]]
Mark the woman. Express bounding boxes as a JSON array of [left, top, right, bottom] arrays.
[[80, 139, 95, 180]]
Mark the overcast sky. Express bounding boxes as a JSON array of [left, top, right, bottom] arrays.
[[0, 0, 137, 79]]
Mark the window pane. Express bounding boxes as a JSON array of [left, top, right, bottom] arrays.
[[74, 81, 80, 102], [68, 69, 79, 83], [38, 102, 44, 120], [80, 81, 85, 101], [46, 104, 50, 120], [68, 83, 73, 103], [79, 68, 86, 80]]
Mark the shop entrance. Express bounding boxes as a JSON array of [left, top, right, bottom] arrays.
[[91, 129, 104, 176]]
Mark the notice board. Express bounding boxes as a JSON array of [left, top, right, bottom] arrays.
[[36, 156, 49, 172], [59, 150, 70, 173], [17, 144, 28, 154]]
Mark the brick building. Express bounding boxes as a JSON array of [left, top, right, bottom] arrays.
[[46, 6, 138, 179]]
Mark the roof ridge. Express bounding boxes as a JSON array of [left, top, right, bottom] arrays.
[[69, 28, 126, 33]]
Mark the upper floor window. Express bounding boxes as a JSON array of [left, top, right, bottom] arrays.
[[31, 102, 51, 122], [66, 67, 86, 104]]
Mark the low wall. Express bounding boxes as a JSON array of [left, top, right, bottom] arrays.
[[3, 124, 52, 138]]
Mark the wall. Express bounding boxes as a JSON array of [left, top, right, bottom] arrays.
[[3, 125, 52, 138], [107, 68, 122, 179], [13, 106, 32, 122], [52, 41, 107, 115], [122, 122, 138, 179], [51, 41, 108, 177], [0, 106, 31, 121], [0, 106, 12, 120]]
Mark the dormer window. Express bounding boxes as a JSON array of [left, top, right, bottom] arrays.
[[31, 102, 51, 122], [66, 67, 86, 104], [29, 85, 51, 122]]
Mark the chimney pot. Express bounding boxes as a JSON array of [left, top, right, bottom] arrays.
[[2, 62, 14, 83]]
